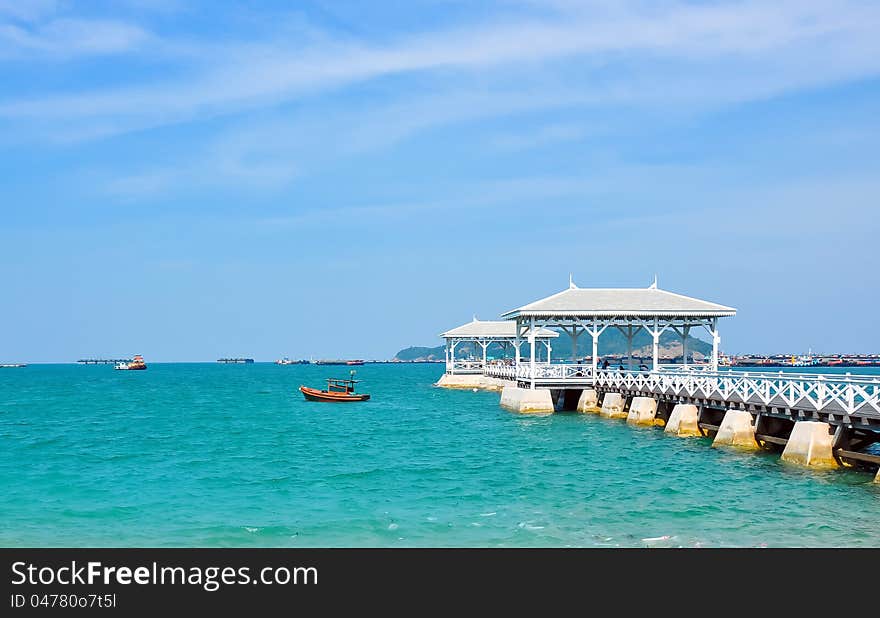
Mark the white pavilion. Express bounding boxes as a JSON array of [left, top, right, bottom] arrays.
[[439, 318, 559, 376], [496, 277, 737, 389]]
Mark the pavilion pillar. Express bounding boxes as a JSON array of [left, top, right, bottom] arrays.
[[711, 319, 720, 372], [652, 333, 659, 372], [641, 317, 669, 373], [514, 319, 521, 367], [545, 340, 551, 363], [529, 316, 536, 390], [569, 328, 577, 363], [445, 341, 450, 374], [450, 341, 457, 375], [481, 340, 488, 369], [592, 336, 598, 375], [588, 320, 608, 378], [626, 324, 633, 371], [682, 326, 690, 368]]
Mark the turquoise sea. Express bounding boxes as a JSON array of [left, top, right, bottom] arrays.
[[1, 363, 878, 548]]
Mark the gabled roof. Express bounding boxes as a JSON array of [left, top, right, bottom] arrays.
[[501, 284, 736, 319], [439, 319, 559, 339]]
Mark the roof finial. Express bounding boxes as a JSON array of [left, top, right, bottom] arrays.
[[649, 274, 658, 289], [473, 313, 478, 322], [569, 273, 577, 289]]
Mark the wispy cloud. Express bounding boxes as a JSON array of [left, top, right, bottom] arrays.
[[2, 0, 880, 137], [0, 17, 151, 58], [93, 85, 600, 198], [0, 0, 59, 23], [6, 0, 880, 208], [103, 148, 299, 200], [489, 123, 591, 151]]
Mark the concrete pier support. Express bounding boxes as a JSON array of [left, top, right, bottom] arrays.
[[486, 377, 516, 391], [781, 421, 839, 468], [435, 373, 483, 389], [576, 389, 600, 413], [435, 374, 513, 391], [712, 409, 758, 450], [626, 397, 657, 426], [599, 392, 627, 419], [499, 386, 554, 414], [665, 404, 702, 437]]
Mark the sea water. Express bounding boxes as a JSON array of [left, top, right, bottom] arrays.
[[1, 363, 878, 547]]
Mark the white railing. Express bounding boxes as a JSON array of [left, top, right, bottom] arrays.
[[484, 363, 594, 382], [446, 360, 485, 374], [483, 364, 517, 380], [593, 368, 880, 418], [495, 363, 880, 418], [526, 363, 594, 381]]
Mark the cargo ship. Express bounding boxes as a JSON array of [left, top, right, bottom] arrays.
[[217, 358, 254, 364], [311, 359, 365, 366]]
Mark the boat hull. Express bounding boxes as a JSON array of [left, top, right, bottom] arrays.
[[299, 385, 370, 402]]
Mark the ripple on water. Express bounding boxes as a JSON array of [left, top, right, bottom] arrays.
[[2, 363, 880, 547]]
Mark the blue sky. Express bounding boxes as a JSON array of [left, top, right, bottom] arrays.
[[2, 0, 879, 362]]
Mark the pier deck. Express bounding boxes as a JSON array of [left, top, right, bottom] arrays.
[[484, 364, 880, 426]]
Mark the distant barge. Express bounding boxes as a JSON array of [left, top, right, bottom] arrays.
[[311, 359, 365, 366], [217, 358, 255, 364], [78, 359, 131, 365]]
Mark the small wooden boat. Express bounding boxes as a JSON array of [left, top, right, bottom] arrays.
[[299, 375, 370, 402]]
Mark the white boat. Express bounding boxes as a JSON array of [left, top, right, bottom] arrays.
[[791, 354, 819, 367], [114, 355, 147, 370]]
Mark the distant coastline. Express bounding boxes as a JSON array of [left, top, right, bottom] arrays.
[[392, 343, 880, 367], [2, 353, 876, 367]]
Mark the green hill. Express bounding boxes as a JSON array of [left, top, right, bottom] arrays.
[[395, 346, 446, 361], [394, 329, 710, 361]]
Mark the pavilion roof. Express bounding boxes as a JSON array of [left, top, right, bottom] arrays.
[[439, 319, 559, 339], [501, 283, 736, 320]]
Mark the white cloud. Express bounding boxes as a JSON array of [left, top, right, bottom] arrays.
[[490, 123, 591, 151], [2, 0, 879, 132], [5, 0, 880, 205], [103, 138, 300, 201], [0, 0, 59, 23], [0, 17, 151, 58]]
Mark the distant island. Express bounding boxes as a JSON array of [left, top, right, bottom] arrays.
[[394, 330, 712, 362], [394, 346, 447, 362], [394, 336, 880, 367]]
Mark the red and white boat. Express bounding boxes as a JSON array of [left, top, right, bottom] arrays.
[[115, 355, 147, 370]]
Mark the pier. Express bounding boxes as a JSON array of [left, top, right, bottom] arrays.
[[437, 278, 880, 481]]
